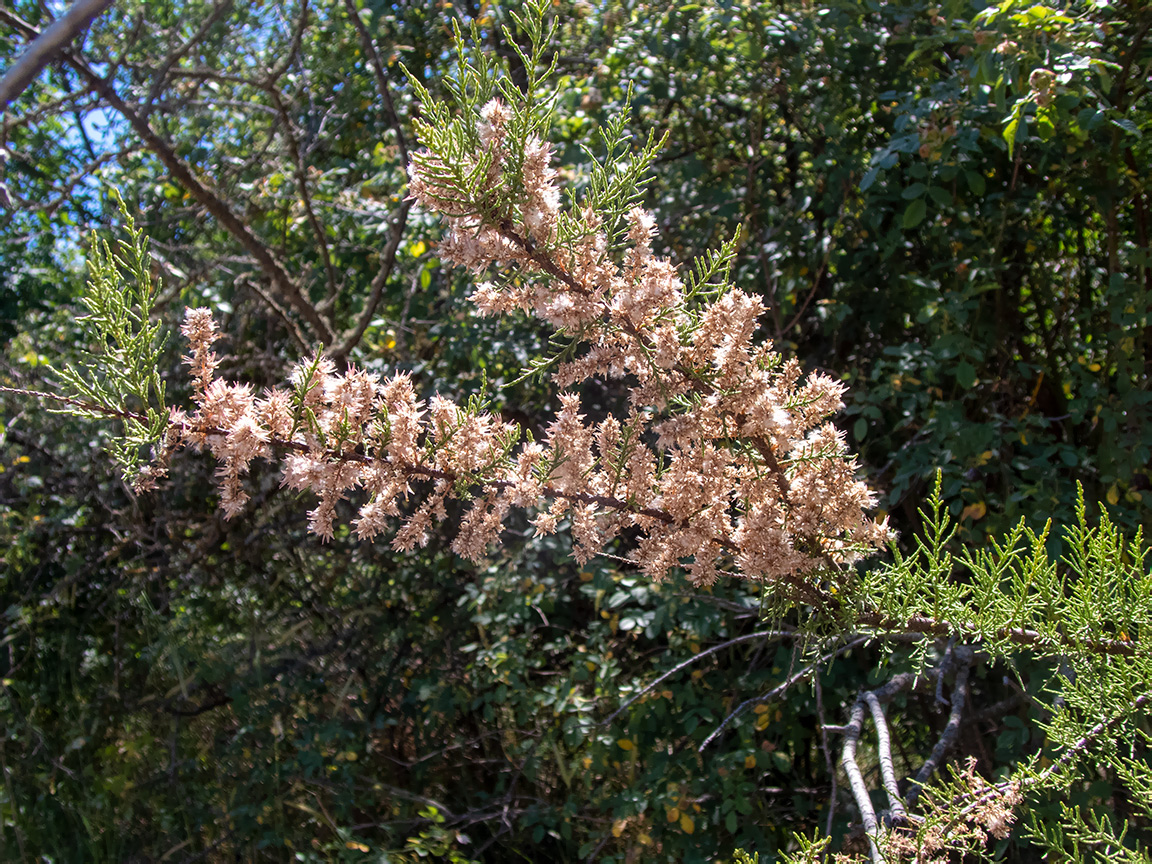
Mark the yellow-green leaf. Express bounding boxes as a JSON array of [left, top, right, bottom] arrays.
[[960, 501, 987, 522]]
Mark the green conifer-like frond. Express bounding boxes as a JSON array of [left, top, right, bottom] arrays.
[[1026, 804, 1152, 863], [47, 189, 168, 486], [576, 87, 668, 251], [855, 475, 1152, 668], [684, 227, 742, 303]]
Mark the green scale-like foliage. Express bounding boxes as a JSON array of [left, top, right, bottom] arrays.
[[47, 191, 168, 488]]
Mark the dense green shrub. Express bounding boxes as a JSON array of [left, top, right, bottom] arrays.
[[1, 1, 1150, 862]]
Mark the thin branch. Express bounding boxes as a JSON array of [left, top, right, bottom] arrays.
[[270, 88, 340, 303], [263, 0, 310, 89], [699, 635, 869, 751], [5, 148, 126, 214], [602, 629, 787, 727], [936, 693, 1152, 842], [332, 199, 413, 359], [0, 0, 113, 109], [840, 699, 883, 864], [966, 690, 1029, 726], [141, 0, 235, 120], [1030, 692, 1152, 788], [166, 693, 232, 717], [782, 252, 830, 336], [0, 386, 153, 424], [137, 64, 259, 88], [1, 82, 97, 134], [240, 274, 310, 354], [815, 672, 837, 860], [907, 649, 972, 808], [856, 609, 1141, 658], [394, 265, 421, 355], [12, 377, 1144, 658], [365, 781, 455, 820], [491, 220, 824, 600], [582, 831, 612, 864], [863, 690, 908, 824]]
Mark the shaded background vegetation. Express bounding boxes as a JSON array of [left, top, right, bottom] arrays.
[[1, 0, 1150, 860]]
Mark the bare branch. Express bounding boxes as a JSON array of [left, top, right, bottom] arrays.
[[327, 0, 421, 359], [1, 82, 97, 134], [332, 200, 413, 359], [4, 148, 126, 214], [263, 0, 310, 90], [834, 672, 921, 864], [815, 672, 838, 855], [85, 73, 333, 343], [270, 89, 340, 304], [240, 275, 311, 355], [907, 648, 973, 808], [601, 629, 789, 727], [0, 0, 113, 109], [863, 691, 908, 824], [699, 635, 869, 751], [141, 0, 235, 120], [1029, 691, 1152, 788], [840, 699, 883, 864], [856, 609, 1141, 658]]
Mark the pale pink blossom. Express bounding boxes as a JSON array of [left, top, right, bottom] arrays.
[[477, 99, 511, 149], [154, 96, 894, 597]]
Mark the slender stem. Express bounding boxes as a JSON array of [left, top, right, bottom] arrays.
[[840, 699, 882, 864], [699, 635, 869, 751], [333, 200, 413, 360], [863, 691, 907, 824], [815, 673, 837, 862], [831, 673, 920, 862], [602, 630, 787, 726], [342, 0, 409, 169], [907, 650, 972, 808]]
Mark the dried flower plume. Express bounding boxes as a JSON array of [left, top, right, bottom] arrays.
[[155, 56, 893, 604]]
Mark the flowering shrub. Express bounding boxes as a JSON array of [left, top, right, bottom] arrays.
[[146, 10, 891, 601], [13, 3, 1152, 862]]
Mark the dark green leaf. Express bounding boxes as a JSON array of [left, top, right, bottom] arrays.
[[955, 361, 977, 389], [902, 198, 927, 229]]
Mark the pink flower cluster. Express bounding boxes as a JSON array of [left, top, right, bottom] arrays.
[[162, 97, 892, 600]]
